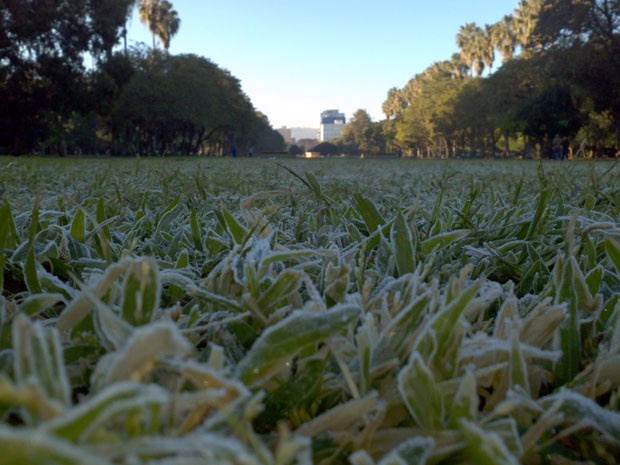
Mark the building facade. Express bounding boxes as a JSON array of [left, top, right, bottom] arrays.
[[319, 110, 346, 142], [277, 127, 293, 144]]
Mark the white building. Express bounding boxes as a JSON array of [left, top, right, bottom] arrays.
[[319, 110, 346, 142], [291, 127, 320, 141], [277, 127, 293, 144]]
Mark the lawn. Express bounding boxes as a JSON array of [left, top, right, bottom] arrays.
[[1, 156, 620, 464]]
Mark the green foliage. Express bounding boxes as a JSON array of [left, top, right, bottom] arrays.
[[0, 157, 620, 464], [340, 109, 386, 155], [311, 142, 339, 156], [0, 2, 281, 157], [110, 52, 276, 156], [382, 0, 620, 158], [0, 0, 134, 154]]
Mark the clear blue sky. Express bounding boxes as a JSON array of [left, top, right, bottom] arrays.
[[127, 0, 519, 128]]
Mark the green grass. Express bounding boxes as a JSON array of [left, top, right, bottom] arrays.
[[1, 156, 620, 464]]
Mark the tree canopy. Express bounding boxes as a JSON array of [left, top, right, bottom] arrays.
[[365, 0, 620, 158], [0, 0, 132, 153], [0, 0, 282, 156]]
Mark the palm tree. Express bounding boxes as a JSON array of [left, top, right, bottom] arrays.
[[450, 53, 469, 79], [479, 25, 496, 73], [426, 60, 454, 81], [156, 1, 180, 50], [402, 77, 423, 105], [137, 0, 157, 49], [513, 0, 544, 50], [457, 22, 490, 77], [382, 88, 407, 119], [137, 0, 181, 50], [457, 22, 478, 75], [491, 15, 518, 64]]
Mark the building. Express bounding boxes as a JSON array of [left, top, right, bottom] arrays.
[[277, 127, 319, 145], [291, 127, 320, 141], [319, 110, 346, 142], [277, 127, 293, 144]]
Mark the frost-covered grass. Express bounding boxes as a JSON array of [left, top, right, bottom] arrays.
[[1, 156, 620, 464]]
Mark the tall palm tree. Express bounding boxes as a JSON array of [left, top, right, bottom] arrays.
[[402, 77, 423, 105], [156, 2, 180, 50], [491, 15, 518, 64], [450, 53, 470, 79], [479, 25, 496, 73], [456, 22, 478, 74], [513, 0, 544, 50], [457, 22, 490, 77], [137, 0, 158, 49], [137, 0, 180, 50]]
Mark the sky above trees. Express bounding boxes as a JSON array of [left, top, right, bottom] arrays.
[[125, 0, 520, 128]]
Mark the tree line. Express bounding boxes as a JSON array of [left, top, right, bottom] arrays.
[[0, 0, 284, 156], [337, 0, 620, 159]]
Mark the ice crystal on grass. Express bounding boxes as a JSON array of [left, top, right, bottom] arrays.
[[1, 158, 620, 463]]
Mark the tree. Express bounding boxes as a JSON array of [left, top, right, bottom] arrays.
[[457, 22, 493, 76], [254, 113, 286, 153], [534, 0, 619, 52], [377, 0, 620, 158], [138, 0, 158, 48], [391, 62, 466, 157], [0, 0, 130, 154], [156, 1, 181, 50], [457, 23, 482, 76], [289, 144, 305, 156], [491, 16, 518, 64], [137, 0, 181, 50], [382, 88, 407, 119], [450, 53, 470, 79], [513, 0, 544, 50], [341, 109, 374, 154], [311, 142, 339, 156], [110, 53, 271, 156], [90, 0, 135, 58], [480, 25, 496, 72], [515, 84, 584, 153], [532, 0, 620, 147]]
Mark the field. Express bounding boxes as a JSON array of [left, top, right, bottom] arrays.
[[1, 156, 620, 464]]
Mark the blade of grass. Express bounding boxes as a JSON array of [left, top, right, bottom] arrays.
[[236, 304, 360, 386]]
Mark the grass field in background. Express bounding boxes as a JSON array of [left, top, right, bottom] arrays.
[[1, 156, 620, 464]]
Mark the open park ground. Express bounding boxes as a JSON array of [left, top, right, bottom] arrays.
[[1, 156, 620, 464]]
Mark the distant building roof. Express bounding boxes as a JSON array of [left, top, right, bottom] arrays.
[[321, 110, 346, 125]]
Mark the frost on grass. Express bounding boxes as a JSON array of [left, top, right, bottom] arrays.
[[1, 158, 620, 464]]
